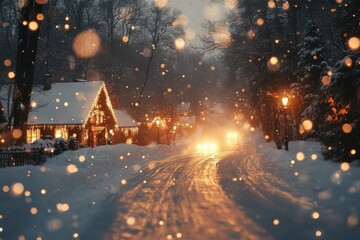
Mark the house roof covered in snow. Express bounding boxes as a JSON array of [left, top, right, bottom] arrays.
[[176, 102, 191, 113], [27, 81, 117, 125], [114, 110, 138, 128], [179, 115, 196, 124]]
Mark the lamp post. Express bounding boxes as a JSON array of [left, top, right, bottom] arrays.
[[281, 97, 289, 151], [173, 125, 177, 146], [156, 119, 160, 144]]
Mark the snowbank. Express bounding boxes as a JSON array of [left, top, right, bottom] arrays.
[[256, 140, 360, 230], [0, 143, 180, 240]]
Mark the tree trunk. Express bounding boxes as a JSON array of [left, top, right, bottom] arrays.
[[13, 0, 45, 144]]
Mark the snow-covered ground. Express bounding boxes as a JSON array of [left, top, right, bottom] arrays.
[[0, 131, 359, 239], [0, 143, 182, 240]]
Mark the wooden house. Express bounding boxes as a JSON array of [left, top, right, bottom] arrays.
[[113, 110, 139, 144], [26, 81, 117, 147]]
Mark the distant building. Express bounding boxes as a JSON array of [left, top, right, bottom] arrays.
[[176, 102, 191, 116], [26, 81, 117, 147], [176, 102, 195, 128], [113, 110, 138, 143], [178, 115, 196, 128]]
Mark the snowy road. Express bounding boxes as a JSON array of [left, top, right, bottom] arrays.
[[87, 145, 357, 240]]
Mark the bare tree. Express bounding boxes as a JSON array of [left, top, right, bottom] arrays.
[[137, 4, 183, 105]]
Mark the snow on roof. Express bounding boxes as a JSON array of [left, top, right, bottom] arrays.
[[176, 102, 191, 113], [27, 81, 116, 125], [114, 110, 138, 127], [179, 115, 196, 124]]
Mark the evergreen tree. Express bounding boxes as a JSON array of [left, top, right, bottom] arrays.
[[319, 53, 360, 161], [291, 20, 325, 125]]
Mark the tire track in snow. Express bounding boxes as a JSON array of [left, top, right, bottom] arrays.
[[102, 153, 270, 240]]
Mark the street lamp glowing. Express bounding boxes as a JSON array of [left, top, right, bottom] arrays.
[[282, 97, 289, 107], [281, 96, 289, 151], [155, 119, 160, 144]]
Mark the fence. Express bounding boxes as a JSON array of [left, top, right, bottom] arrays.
[[0, 151, 47, 168]]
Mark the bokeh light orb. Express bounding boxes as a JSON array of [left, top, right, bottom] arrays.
[[342, 123, 352, 133], [175, 38, 186, 50], [154, 0, 168, 9], [72, 29, 101, 59], [347, 37, 360, 51], [28, 21, 39, 31], [302, 120, 313, 131], [12, 129, 22, 139]]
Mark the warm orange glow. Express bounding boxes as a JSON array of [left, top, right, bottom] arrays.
[[175, 38, 186, 50], [302, 120, 313, 131], [342, 123, 352, 133], [30, 101, 37, 108], [72, 29, 101, 59], [213, 27, 232, 46], [127, 217, 136, 225], [154, 0, 168, 9], [35, 0, 48, 4], [246, 30, 255, 39], [30, 207, 38, 215], [321, 75, 331, 85], [56, 203, 70, 213], [281, 97, 289, 107], [173, 14, 188, 26], [12, 129, 22, 139], [282, 1, 290, 10], [268, 0, 276, 9], [3, 59, 11, 67], [345, 57, 353, 67], [347, 214, 359, 227], [11, 183, 24, 197], [350, 149, 356, 155], [8, 71, 15, 79], [296, 152, 305, 161], [341, 162, 350, 172], [224, 0, 238, 10], [122, 36, 129, 43], [36, 13, 44, 21], [78, 155, 86, 162], [347, 37, 360, 51], [196, 142, 218, 154], [269, 56, 279, 65], [311, 212, 320, 219], [256, 18, 264, 26], [28, 21, 39, 31], [67, 164, 78, 174]]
